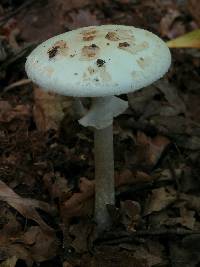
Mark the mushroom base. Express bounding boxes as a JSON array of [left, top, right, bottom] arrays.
[[94, 123, 114, 231]]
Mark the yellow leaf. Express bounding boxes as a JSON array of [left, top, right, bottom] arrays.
[[167, 29, 200, 48]]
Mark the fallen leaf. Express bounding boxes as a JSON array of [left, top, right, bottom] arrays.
[[63, 262, 73, 267], [60, 177, 94, 220], [128, 85, 159, 115], [156, 80, 187, 115], [20, 226, 58, 262], [169, 241, 199, 267], [18, 2, 62, 43], [167, 29, 200, 48], [180, 193, 200, 214], [178, 207, 196, 229], [65, 9, 100, 30], [115, 169, 154, 187], [33, 86, 73, 131], [0, 37, 8, 62], [43, 172, 71, 201], [83, 246, 148, 267], [0, 101, 30, 123], [188, 0, 200, 26], [162, 206, 195, 230], [148, 210, 170, 230], [144, 187, 177, 215], [128, 132, 170, 169], [54, 0, 91, 12], [182, 234, 200, 251], [0, 256, 17, 267], [159, 8, 181, 38], [69, 220, 93, 253], [0, 180, 54, 232], [149, 115, 192, 137], [0, 202, 58, 263], [176, 135, 200, 150], [0, 225, 58, 265], [133, 245, 163, 267], [120, 200, 141, 231]]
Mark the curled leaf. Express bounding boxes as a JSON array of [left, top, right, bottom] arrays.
[[0, 180, 54, 232], [60, 177, 94, 220], [167, 29, 200, 48]]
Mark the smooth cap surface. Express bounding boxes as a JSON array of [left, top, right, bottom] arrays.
[[25, 25, 171, 97]]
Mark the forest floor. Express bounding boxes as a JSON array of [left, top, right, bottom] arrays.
[[0, 0, 200, 266]]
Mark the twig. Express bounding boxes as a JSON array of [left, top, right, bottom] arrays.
[[0, 0, 37, 27], [3, 78, 31, 92], [0, 43, 37, 72], [96, 229, 200, 245]]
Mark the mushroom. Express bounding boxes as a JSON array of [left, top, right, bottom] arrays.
[[25, 25, 171, 232]]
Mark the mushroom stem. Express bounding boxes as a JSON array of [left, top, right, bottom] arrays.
[[78, 96, 128, 231], [73, 98, 87, 119], [94, 122, 114, 231]]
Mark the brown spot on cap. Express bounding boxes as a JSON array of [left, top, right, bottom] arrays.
[[96, 59, 106, 67], [105, 32, 120, 41], [137, 57, 151, 69], [43, 67, 54, 76], [82, 30, 97, 41], [118, 41, 149, 55], [48, 40, 68, 59], [81, 44, 100, 60], [118, 42, 130, 48], [88, 66, 96, 75], [48, 47, 58, 59], [53, 40, 67, 48]]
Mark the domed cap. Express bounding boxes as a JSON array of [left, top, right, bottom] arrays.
[[25, 25, 171, 97]]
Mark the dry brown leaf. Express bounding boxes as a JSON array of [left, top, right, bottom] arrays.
[[156, 80, 186, 115], [120, 200, 141, 231], [83, 246, 147, 267], [133, 245, 163, 267], [0, 256, 17, 267], [144, 187, 177, 215], [60, 177, 94, 220], [180, 193, 200, 214], [169, 240, 200, 267], [126, 132, 170, 170], [43, 172, 71, 201], [165, 207, 195, 229], [0, 209, 58, 264], [63, 262, 73, 267], [0, 226, 58, 265], [33, 86, 73, 131], [69, 220, 92, 253], [20, 226, 58, 262], [188, 0, 200, 26], [159, 8, 182, 38], [135, 132, 170, 168], [128, 85, 158, 115], [65, 9, 100, 30], [0, 101, 30, 123], [1, 244, 32, 266], [54, 0, 91, 12], [0, 180, 54, 232], [115, 169, 154, 187]]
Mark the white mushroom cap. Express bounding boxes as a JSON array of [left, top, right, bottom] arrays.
[[25, 25, 171, 97]]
